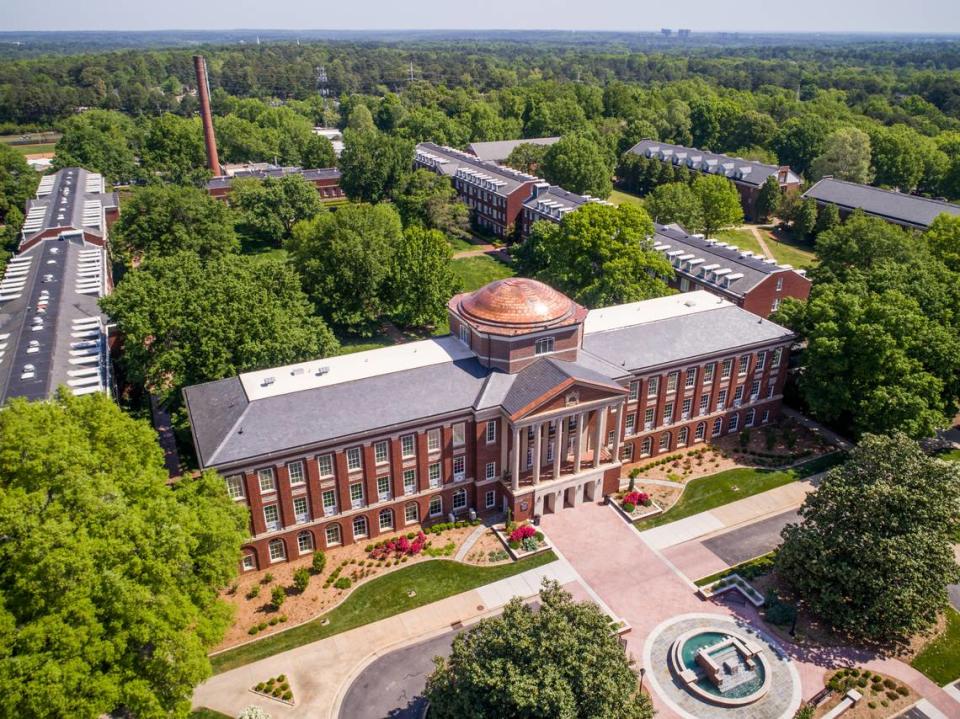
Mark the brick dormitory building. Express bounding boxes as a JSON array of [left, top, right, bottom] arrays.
[[206, 165, 345, 203], [184, 278, 794, 571]]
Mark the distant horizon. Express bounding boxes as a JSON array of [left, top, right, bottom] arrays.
[[3, 28, 960, 36]]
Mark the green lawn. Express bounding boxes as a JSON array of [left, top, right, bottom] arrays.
[[911, 608, 960, 685], [450, 254, 515, 292], [7, 142, 57, 156], [337, 330, 395, 355], [937, 448, 960, 462], [449, 235, 482, 254], [211, 551, 557, 673], [715, 229, 765, 256], [239, 234, 288, 265], [607, 189, 645, 208], [762, 231, 817, 269], [635, 453, 844, 530], [189, 710, 232, 719]]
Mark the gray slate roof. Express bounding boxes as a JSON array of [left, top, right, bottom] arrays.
[[467, 137, 560, 163], [415, 142, 539, 196], [206, 166, 340, 191], [500, 358, 625, 416], [628, 139, 799, 188], [802, 178, 960, 229], [21, 167, 118, 246]]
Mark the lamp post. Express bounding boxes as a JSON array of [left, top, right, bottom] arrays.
[[639, 667, 646, 694]]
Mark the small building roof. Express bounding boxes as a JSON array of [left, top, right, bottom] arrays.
[[21, 167, 118, 247], [802, 178, 960, 229], [627, 139, 799, 188], [466, 137, 560, 163], [415, 142, 540, 196], [206, 166, 340, 191]]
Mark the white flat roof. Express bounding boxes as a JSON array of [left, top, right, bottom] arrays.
[[239, 334, 476, 401], [583, 291, 731, 335]]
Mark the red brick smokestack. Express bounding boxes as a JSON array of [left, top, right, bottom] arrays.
[[193, 55, 220, 176]]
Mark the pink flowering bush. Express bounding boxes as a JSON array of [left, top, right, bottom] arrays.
[[369, 532, 427, 560], [509, 524, 537, 543], [622, 491, 652, 511]]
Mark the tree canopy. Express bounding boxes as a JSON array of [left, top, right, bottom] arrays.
[[514, 203, 673, 307], [387, 226, 461, 328], [338, 129, 413, 203], [391, 168, 469, 240], [53, 109, 140, 183], [0, 145, 37, 253], [692, 174, 744, 236], [425, 580, 654, 719], [644, 181, 704, 231], [231, 174, 326, 245], [777, 433, 960, 642], [809, 127, 873, 184], [101, 252, 337, 405], [0, 391, 248, 718], [542, 135, 613, 198], [504, 142, 550, 175]]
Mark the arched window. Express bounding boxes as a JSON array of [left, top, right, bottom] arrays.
[[659, 432, 671, 451], [695, 422, 706, 442], [678, 426, 689, 446], [325, 523, 342, 546], [268, 538, 286, 562], [379, 508, 394, 531], [297, 531, 314, 554], [242, 553, 257, 571]]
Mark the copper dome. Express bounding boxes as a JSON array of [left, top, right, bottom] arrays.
[[457, 278, 580, 330]]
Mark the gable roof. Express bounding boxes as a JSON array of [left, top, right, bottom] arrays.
[[21, 167, 118, 247], [467, 137, 560, 163], [500, 358, 626, 418], [802, 178, 960, 229], [415, 142, 541, 196], [628, 139, 799, 188]]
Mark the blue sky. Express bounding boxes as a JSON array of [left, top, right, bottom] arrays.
[[4, 0, 959, 33]]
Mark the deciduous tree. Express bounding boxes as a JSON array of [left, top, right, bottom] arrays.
[[773, 116, 826, 178], [777, 433, 960, 642], [391, 169, 469, 240], [338, 129, 413, 203], [387, 227, 460, 328], [0, 391, 248, 718], [503, 142, 550, 175], [232, 174, 325, 245], [542, 135, 613, 198], [925, 213, 960, 272], [755, 175, 782, 223], [53, 108, 140, 183], [692, 174, 744, 236], [140, 112, 207, 185], [644, 182, 704, 231], [425, 580, 654, 719], [809, 127, 873, 184]]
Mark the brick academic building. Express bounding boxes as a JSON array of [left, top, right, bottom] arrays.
[[184, 279, 794, 571]]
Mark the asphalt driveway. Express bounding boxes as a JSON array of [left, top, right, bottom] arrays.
[[701, 509, 799, 566]]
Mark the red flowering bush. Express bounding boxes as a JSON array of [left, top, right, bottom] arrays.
[[509, 524, 537, 543], [622, 491, 651, 510], [369, 532, 427, 560]]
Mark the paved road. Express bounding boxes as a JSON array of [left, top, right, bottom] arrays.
[[701, 509, 799, 566], [339, 630, 457, 719]]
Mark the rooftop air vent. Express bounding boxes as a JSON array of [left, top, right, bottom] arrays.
[[261, 376, 275, 387]]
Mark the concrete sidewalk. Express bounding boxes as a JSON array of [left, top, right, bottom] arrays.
[[192, 558, 575, 719]]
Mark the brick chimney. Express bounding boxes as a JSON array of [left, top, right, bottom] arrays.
[[193, 55, 220, 176]]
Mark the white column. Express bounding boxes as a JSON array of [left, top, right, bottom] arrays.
[[574, 412, 583, 473], [532, 422, 542, 485], [511, 425, 520, 491], [612, 401, 624, 461], [593, 408, 604, 468], [553, 414, 565, 481], [540, 422, 550, 466], [500, 422, 509, 479]]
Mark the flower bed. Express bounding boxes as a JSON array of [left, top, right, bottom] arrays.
[[251, 673, 294, 705], [494, 522, 551, 560], [697, 572, 765, 607], [611, 489, 663, 522]]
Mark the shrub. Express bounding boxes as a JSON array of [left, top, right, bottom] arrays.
[[258, 622, 268, 631], [871, 675, 883, 684], [271, 585, 286, 609], [279, 615, 287, 622], [283, 690, 293, 701], [857, 677, 868, 687], [886, 691, 899, 701], [534, 531, 544, 542], [508, 539, 520, 550], [883, 678, 895, 689], [228, 582, 239, 595], [246, 585, 261, 600], [896, 686, 908, 696], [272, 687, 282, 697], [881, 700, 889, 707], [293, 567, 310, 593], [248, 626, 259, 635], [262, 572, 274, 584], [521, 537, 539, 552], [509, 524, 537, 542], [868, 702, 877, 709], [365, 544, 374, 552], [764, 590, 797, 626], [622, 502, 636, 513], [269, 617, 279, 626], [334, 577, 352, 590]]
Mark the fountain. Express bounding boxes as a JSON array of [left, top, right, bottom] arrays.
[[669, 628, 771, 707]]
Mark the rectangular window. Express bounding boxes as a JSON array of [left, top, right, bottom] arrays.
[[263, 504, 280, 531], [453, 455, 466, 481], [287, 461, 305, 485], [699, 394, 709, 416], [401, 434, 416, 458], [317, 454, 334, 477], [405, 503, 419, 523], [242, 554, 256, 571], [756, 351, 767, 371], [225, 475, 245, 499], [717, 389, 727, 411], [453, 490, 467, 511], [734, 385, 744, 402], [682, 398, 692, 419], [346, 447, 362, 472], [772, 298, 781, 313], [298, 532, 313, 554], [429, 496, 443, 517], [374, 441, 389, 465], [427, 429, 441, 452], [607, 430, 616, 448], [721, 359, 733, 379], [322, 489, 337, 515], [762, 410, 770, 424], [403, 469, 417, 495], [685, 368, 697, 389], [746, 408, 756, 427], [428, 462, 441, 488], [269, 541, 285, 561], [644, 408, 655, 431], [647, 376, 659, 398], [776, 276, 783, 291], [738, 354, 750, 376], [379, 510, 394, 531], [628, 381, 639, 401], [695, 423, 706, 441], [704, 362, 716, 383], [349, 482, 364, 508], [352, 516, 368, 538], [486, 420, 497, 444], [485, 490, 496, 509], [621, 444, 634, 461], [535, 337, 555, 355], [459, 324, 469, 344], [294, 497, 309, 524], [712, 417, 723, 437], [326, 524, 341, 546], [767, 384, 776, 399], [750, 380, 760, 399], [625, 413, 636, 435], [680, 277, 690, 291], [659, 433, 670, 451], [729, 414, 740, 432], [641, 437, 652, 457], [258, 468, 276, 493], [452, 423, 466, 446], [377, 476, 391, 502], [485, 461, 497, 481], [666, 371, 679, 393], [663, 402, 674, 425], [772, 347, 784, 368]]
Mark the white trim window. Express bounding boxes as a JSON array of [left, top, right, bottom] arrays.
[[721, 358, 733, 379], [772, 347, 784, 368], [459, 324, 470, 345], [401, 434, 416, 458], [704, 362, 715, 384], [349, 482, 364, 509], [352, 516, 368, 539], [377, 476, 391, 502], [297, 531, 314, 554], [269, 539, 285, 562], [325, 524, 342, 546], [485, 490, 496, 509], [771, 298, 781, 313], [485, 461, 497, 481], [322, 489, 337, 516], [681, 398, 692, 420], [745, 408, 756, 427], [535, 337, 555, 355], [242, 554, 256, 571], [429, 495, 443, 517], [695, 422, 706, 441], [666, 371, 679, 393], [379, 508, 394, 531], [738, 354, 750, 376], [293, 496, 309, 524], [258, 468, 276, 493], [644, 408, 655, 431], [712, 417, 723, 437], [625, 413, 636, 435], [717, 389, 728, 411], [428, 463, 441, 488], [776, 276, 784, 292], [678, 426, 689, 446], [263, 504, 281, 532], [405, 503, 419, 524], [453, 489, 467, 512], [685, 367, 697, 389], [225, 474, 245, 500], [403, 469, 417, 495], [453, 455, 466, 482], [698, 394, 709, 416], [756, 351, 767, 371], [485, 420, 497, 444], [659, 432, 671, 451], [647, 376, 660, 398], [628, 381, 639, 401], [427, 429, 441, 453], [640, 437, 652, 457], [750, 380, 761, 401], [663, 402, 674, 425], [452, 423, 466, 446], [287, 461, 305, 486], [374, 441, 389, 465], [318, 453, 334, 478], [729, 414, 740, 432], [346, 447, 362, 472], [762, 409, 770, 424]]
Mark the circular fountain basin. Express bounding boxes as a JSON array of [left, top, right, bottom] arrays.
[[669, 627, 771, 707]]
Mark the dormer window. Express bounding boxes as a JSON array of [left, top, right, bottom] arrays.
[[535, 337, 555, 355]]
